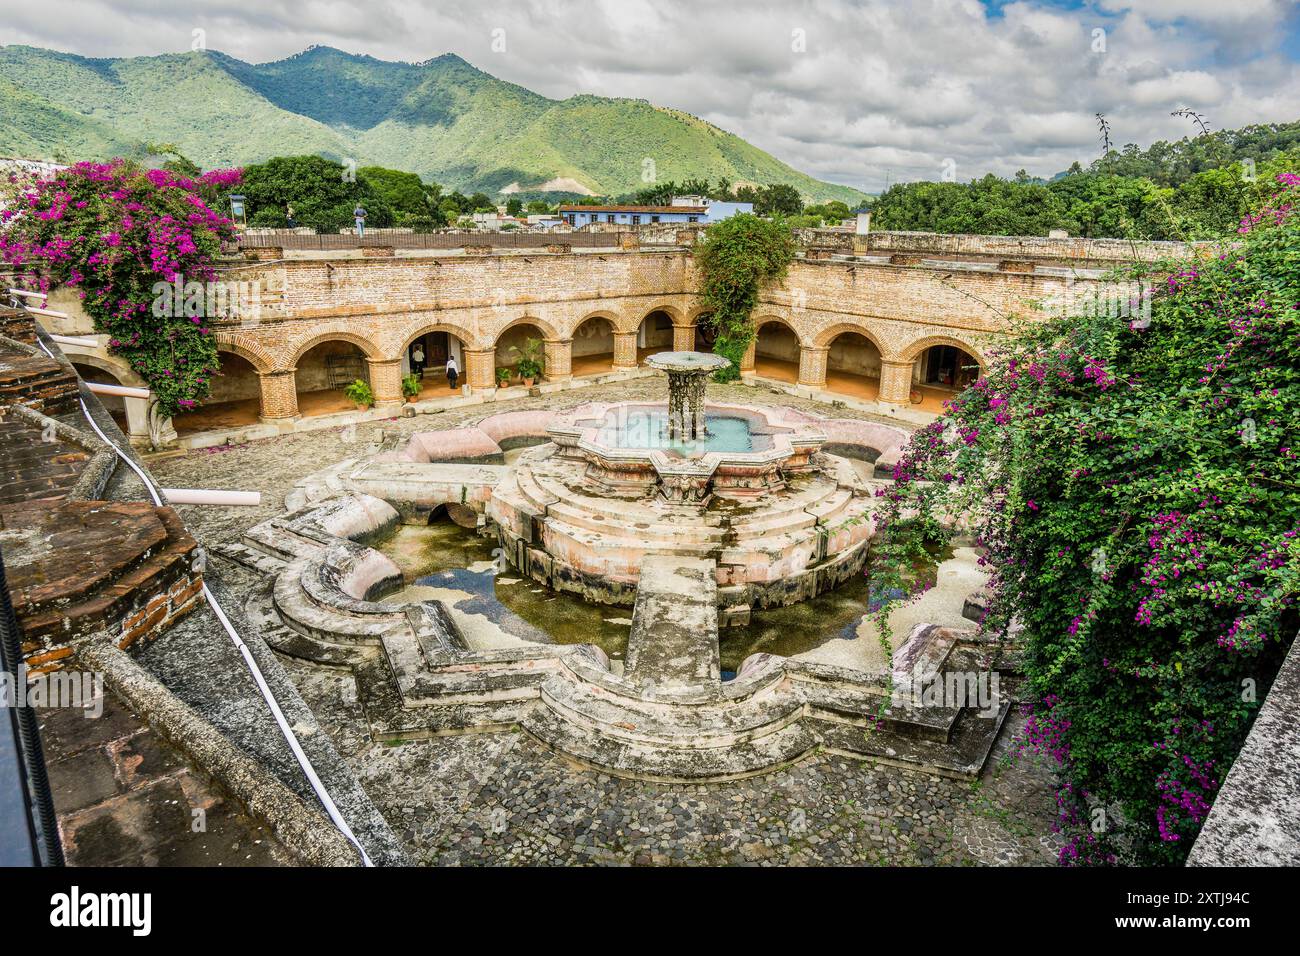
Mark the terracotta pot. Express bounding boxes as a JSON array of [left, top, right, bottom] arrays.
[[523, 377, 535, 387]]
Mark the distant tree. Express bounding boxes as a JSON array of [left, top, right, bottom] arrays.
[[505, 197, 523, 216], [525, 200, 552, 214], [358, 166, 427, 213], [242, 155, 393, 231], [754, 183, 803, 217]]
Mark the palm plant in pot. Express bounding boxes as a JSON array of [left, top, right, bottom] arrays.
[[510, 337, 545, 387], [401, 373, 421, 402], [343, 379, 374, 410]]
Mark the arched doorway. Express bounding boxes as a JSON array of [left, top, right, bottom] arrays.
[[172, 352, 262, 434], [571, 316, 615, 377], [753, 320, 800, 383], [404, 328, 465, 399], [495, 322, 547, 385], [71, 362, 130, 434], [911, 343, 981, 412], [824, 331, 883, 401], [295, 340, 369, 417], [637, 310, 675, 363]]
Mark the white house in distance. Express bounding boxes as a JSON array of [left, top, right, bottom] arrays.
[[558, 195, 754, 228]]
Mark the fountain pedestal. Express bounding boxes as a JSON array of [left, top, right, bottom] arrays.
[[646, 351, 730, 442]]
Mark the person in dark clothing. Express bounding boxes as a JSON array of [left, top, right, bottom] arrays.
[[446, 356, 459, 390]]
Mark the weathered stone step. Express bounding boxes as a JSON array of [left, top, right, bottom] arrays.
[[815, 699, 1011, 780], [399, 664, 550, 706], [372, 698, 538, 742], [625, 556, 719, 687], [538, 675, 803, 748], [538, 502, 722, 546], [241, 520, 328, 563], [214, 541, 289, 575], [522, 706, 819, 781], [271, 563, 409, 646]]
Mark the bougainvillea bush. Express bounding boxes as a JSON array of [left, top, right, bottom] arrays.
[[0, 159, 240, 417], [873, 174, 1300, 864]]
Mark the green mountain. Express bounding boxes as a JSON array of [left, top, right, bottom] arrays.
[[0, 44, 867, 204]]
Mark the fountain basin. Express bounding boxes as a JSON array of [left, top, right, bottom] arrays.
[[548, 401, 824, 502]]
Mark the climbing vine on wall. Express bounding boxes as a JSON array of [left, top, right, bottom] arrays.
[[1, 159, 240, 417], [692, 213, 795, 382], [871, 173, 1300, 865]]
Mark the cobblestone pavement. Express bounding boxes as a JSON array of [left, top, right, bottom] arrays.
[[288, 656, 1062, 866], [149, 379, 1064, 866]]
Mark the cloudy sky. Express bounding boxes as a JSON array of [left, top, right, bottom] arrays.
[[2, 0, 1298, 191]]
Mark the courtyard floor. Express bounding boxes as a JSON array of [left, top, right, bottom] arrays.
[[147, 377, 1064, 866]]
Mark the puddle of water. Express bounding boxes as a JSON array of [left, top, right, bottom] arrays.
[[371, 523, 965, 677], [718, 541, 953, 674], [375, 523, 630, 659]]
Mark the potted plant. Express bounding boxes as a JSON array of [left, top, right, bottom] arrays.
[[343, 379, 374, 410], [510, 337, 545, 387], [495, 367, 512, 389], [401, 373, 421, 402]]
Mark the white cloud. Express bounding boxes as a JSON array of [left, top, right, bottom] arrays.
[[0, 0, 1296, 192]]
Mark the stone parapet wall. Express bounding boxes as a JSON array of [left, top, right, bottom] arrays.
[[793, 227, 1201, 263]]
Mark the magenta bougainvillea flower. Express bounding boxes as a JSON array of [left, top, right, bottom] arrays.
[[1, 159, 241, 416]]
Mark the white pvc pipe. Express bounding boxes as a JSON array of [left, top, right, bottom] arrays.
[[26, 306, 69, 319], [7, 288, 46, 300], [160, 488, 262, 507], [49, 333, 100, 348], [30, 333, 373, 867], [87, 381, 151, 399]]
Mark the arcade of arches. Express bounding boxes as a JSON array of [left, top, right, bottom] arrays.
[[25, 231, 1162, 436], [746, 321, 982, 414], [170, 311, 986, 433]]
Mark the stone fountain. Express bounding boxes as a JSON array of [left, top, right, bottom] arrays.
[[644, 351, 730, 441]]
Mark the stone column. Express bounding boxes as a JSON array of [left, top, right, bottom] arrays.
[[257, 369, 299, 422], [367, 358, 404, 408], [797, 346, 828, 388], [612, 331, 639, 369], [123, 396, 152, 444], [672, 323, 696, 352], [878, 359, 914, 405], [464, 349, 497, 391], [740, 338, 757, 373], [544, 338, 572, 381]]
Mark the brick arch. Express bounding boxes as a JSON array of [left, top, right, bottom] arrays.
[[397, 318, 481, 352], [286, 329, 385, 368], [684, 304, 713, 325], [638, 303, 685, 327], [813, 321, 888, 355], [213, 331, 275, 373], [752, 314, 809, 347], [898, 333, 988, 369], [492, 315, 560, 344], [65, 351, 146, 387], [570, 310, 624, 338]]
